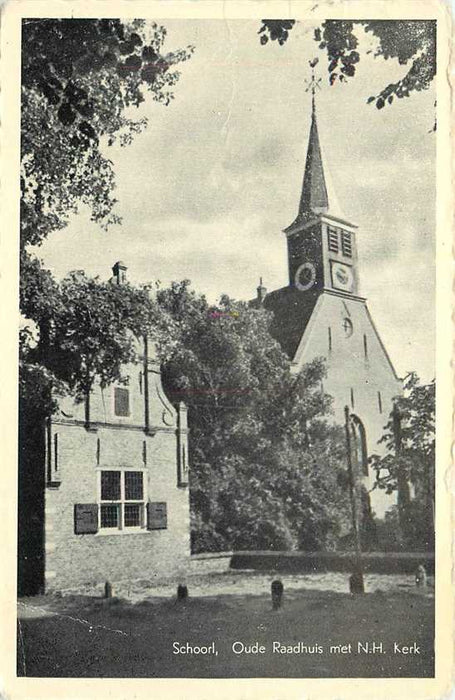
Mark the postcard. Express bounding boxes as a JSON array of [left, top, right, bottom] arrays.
[[0, 1, 452, 699]]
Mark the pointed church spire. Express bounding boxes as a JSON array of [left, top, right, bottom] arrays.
[[298, 95, 329, 216], [285, 59, 351, 231]]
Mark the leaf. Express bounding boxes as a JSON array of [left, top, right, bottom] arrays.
[[57, 102, 76, 125]]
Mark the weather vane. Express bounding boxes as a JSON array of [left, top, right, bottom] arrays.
[[304, 57, 322, 106]]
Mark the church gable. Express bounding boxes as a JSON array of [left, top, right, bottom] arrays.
[[291, 293, 401, 415]]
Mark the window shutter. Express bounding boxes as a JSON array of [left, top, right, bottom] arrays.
[[74, 504, 98, 534], [147, 502, 167, 530]]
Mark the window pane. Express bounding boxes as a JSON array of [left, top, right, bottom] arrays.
[[114, 387, 130, 416], [100, 504, 119, 528], [101, 471, 121, 500], [125, 471, 143, 500], [124, 504, 141, 527]]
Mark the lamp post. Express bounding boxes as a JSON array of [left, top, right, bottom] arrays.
[[344, 405, 365, 593]]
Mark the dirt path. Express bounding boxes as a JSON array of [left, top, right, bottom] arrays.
[[17, 582, 434, 678]]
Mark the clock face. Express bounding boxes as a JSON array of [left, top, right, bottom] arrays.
[[294, 262, 316, 291], [331, 261, 354, 292]]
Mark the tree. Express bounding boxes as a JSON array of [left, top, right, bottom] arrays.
[[156, 281, 351, 552], [21, 19, 193, 247], [20, 263, 170, 422], [370, 373, 435, 550], [20, 18, 193, 421], [258, 20, 436, 113]]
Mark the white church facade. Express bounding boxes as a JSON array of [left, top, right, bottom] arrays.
[[254, 95, 402, 517]]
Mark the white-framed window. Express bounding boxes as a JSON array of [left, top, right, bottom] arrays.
[[98, 469, 147, 531]]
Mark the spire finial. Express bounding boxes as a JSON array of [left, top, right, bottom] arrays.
[[305, 57, 321, 112], [259, 276, 263, 286]]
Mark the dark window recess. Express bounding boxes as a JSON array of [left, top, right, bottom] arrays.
[[328, 227, 339, 252], [363, 334, 368, 359], [101, 471, 121, 500], [54, 433, 58, 472], [125, 471, 143, 500], [341, 231, 352, 257], [142, 440, 147, 465], [350, 387, 355, 409], [124, 504, 141, 527], [328, 326, 332, 352], [378, 391, 383, 414], [100, 504, 119, 529], [139, 371, 143, 395], [114, 387, 130, 416]]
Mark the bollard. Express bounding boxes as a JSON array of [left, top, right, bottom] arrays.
[[177, 584, 188, 600], [349, 571, 364, 594], [271, 579, 283, 610], [104, 581, 113, 599], [415, 564, 427, 588]]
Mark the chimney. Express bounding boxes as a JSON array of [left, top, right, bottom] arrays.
[[256, 277, 267, 304], [112, 261, 127, 285]]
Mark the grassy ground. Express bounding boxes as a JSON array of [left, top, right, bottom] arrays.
[[17, 579, 434, 678]]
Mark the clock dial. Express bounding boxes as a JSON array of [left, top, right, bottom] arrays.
[[294, 262, 316, 291], [331, 261, 354, 292]]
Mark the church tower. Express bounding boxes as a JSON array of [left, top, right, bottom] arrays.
[[256, 79, 402, 517]]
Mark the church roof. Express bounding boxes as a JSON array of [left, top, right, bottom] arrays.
[[285, 98, 351, 232], [262, 286, 319, 359]]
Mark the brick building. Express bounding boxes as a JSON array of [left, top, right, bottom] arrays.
[[18, 262, 190, 594], [252, 96, 402, 517]]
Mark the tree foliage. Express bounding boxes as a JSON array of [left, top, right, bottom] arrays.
[[370, 373, 435, 550], [20, 258, 167, 416], [258, 20, 436, 112], [21, 19, 193, 247], [156, 281, 351, 552]]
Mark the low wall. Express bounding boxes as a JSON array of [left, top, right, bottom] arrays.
[[229, 551, 435, 575], [189, 552, 233, 576]]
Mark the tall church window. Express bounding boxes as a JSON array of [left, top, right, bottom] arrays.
[[327, 227, 339, 252], [114, 387, 130, 416], [363, 334, 368, 359], [328, 326, 332, 351], [350, 387, 355, 409], [341, 231, 352, 257], [377, 391, 383, 414]]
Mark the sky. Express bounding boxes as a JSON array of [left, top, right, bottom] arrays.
[[34, 19, 436, 383]]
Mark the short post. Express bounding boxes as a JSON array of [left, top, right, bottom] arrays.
[[271, 579, 284, 610], [415, 564, 427, 588], [104, 581, 113, 599], [345, 406, 365, 594], [177, 584, 188, 600]]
